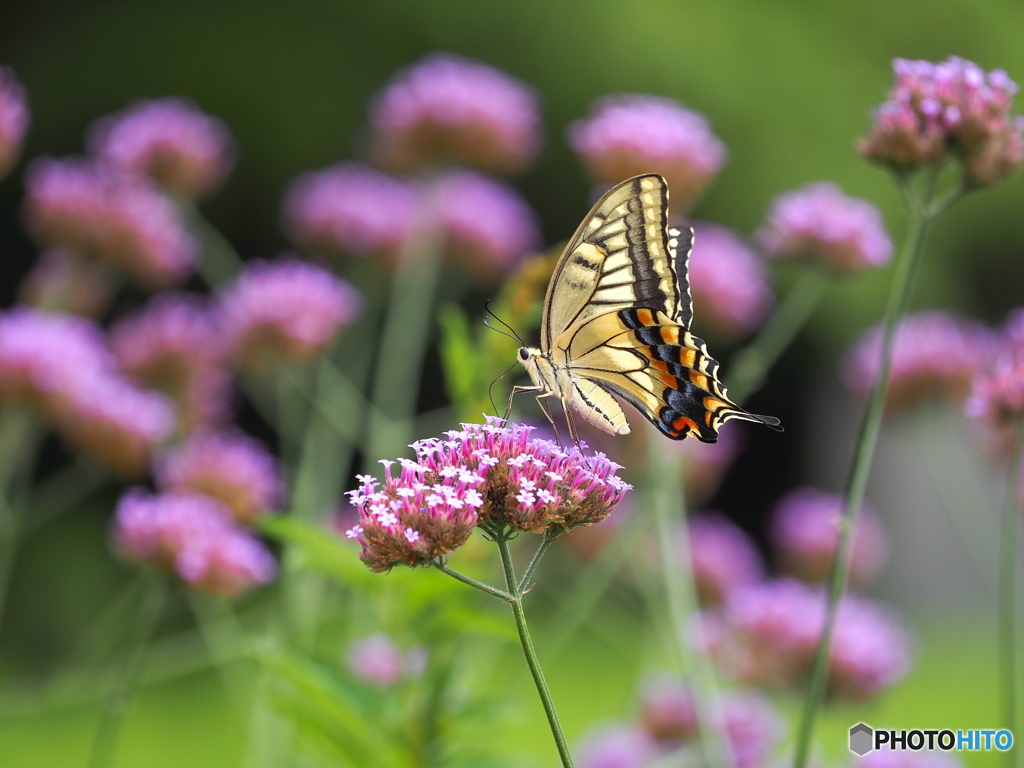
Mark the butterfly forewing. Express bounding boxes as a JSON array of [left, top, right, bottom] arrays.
[[540, 175, 691, 352]]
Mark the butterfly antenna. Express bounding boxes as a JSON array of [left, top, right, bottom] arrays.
[[483, 300, 526, 346], [488, 360, 521, 417]]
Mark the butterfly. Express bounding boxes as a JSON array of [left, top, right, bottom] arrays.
[[512, 174, 782, 444]]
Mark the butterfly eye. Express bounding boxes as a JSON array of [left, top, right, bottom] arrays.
[[518, 348, 530, 362]]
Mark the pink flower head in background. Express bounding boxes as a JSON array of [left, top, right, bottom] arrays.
[[859, 57, 1024, 186], [576, 726, 663, 768], [705, 578, 911, 699], [689, 223, 773, 339], [687, 512, 764, 605], [570, 94, 726, 215], [110, 292, 232, 431], [17, 249, 116, 318], [718, 690, 783, 768], [88, 98, 235, 198], [844, 310, 994, 411], [345, 635, 424, 686], [281, 162, 417, 258], [155, 429, 282, 524], [370, 52, 542, 175], [770, 486, 888, 586], [757, 182, 893, 273], [113, 489, 276, 596], [220, 257, 362, 367], [431, 170, 541, 279], [638, 677, 697, 743], [23, 157, 199, 288], [0, 65, 29, 178], [860, 745, 965, 768], [346, 418, 631, 571], [52, 372, 175, 476], [1004, 306, 1024, 349], [0, 308, 113, 412], [965, 345, 1024, 427]]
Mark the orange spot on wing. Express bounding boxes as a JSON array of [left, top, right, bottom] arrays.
[[672, 416, 699, 435], [689, 370, 709, 390], [660, 326, 680, 345], [650, 360, 670, 374], [678, 348, 696, 367], [637, 308, 655, 326]]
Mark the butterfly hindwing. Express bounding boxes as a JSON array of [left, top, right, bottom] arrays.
[[541, 175, 690, 352]]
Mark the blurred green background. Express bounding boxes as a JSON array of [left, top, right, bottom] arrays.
[[0, 0, 1022, 766]]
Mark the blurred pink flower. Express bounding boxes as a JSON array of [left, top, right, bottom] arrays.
[[757, 182, 893, 273], [88, 98, 235, 197], [689, 222, 773, 339], [156, 429, 282, 524], [570, 94, 726, 214], [431, 170, 541, 279], [860, 747, 964, 768], [54, 371, 175, 477], [770, 487, 888, 585], [23, 157, 199, 288], [281, 162, 417, 258], [860, 57, 1024, 186], [113, 489, 276, 596], [965, 346, 1024, 427], [220, 257, 362, 367], [370, 52, 541, 174], [843, 310, 994, 411], [345, 635, 424, 686], [0, 65, 29, 178], [687, 512, 764, 605], [718, 690, 783, 768], [577, 726, 663, 768], [639, 677, 697, 743]]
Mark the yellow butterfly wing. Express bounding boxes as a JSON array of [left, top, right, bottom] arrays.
[[535, 174, 781, 442]]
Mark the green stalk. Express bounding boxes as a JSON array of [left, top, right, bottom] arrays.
[[792, 179, 940, 768], [365, 191, 446, 463], [728, 267, 830, 404], [86, 570, 167, 768], [0, 407, 38, 633], [518, 530, 557, 594], [495, 530, 574, 768], [647, 431, 732, 768], [432, 560, 512, 601], [999, 425, 1024, 766]]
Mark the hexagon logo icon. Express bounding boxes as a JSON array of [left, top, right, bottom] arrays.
[[849, 723, 874, 756]]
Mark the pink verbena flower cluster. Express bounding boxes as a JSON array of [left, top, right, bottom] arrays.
[[0, 65, 29, 178], [370, 52, 542, 175], [578, 685, 782, 768], [88, 98, 236, 198], [699, 578, 911, 700], [345, 634, 426, 687], [570, 94, 726, 215], [965, 345, 1024, 427], [770, 486, 888, 586], [346, 418, 631, 572], [757, 182, 893, 273], [689, 223, 773, 339], [112, 489, 276, 596], [23, 158, 199, 288], [219, 257, 363, 367], [0, 308, 174, 475], [155, 429, 283, 524], [687, 512, 764, 605], [859, 57, 1024, 186], [844, 310, 995, 411]]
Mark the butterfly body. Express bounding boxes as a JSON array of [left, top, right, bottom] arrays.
[[515, 174, 781, 443]]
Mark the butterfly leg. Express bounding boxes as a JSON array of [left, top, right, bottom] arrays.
[[561, 398, 584, 452], [533, 390, 566, 448], [505, 384, 544, 422]]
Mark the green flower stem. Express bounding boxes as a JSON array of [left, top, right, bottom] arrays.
[[365, 193, 446, 463], [647, 431, 732, 768], [181, 199, 245, 286], [792, 180, 941, 768], [728, 267, 830, 404], [86, 570, 168, 768], [495, 531, 575, 768], [0, 407, 38, 634], [432, 560, 513, 601], [517, 530, 557, 594], [999, 425, 1024, 764]]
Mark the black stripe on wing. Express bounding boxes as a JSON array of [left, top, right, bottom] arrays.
[[669, 226, 694, 327]]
